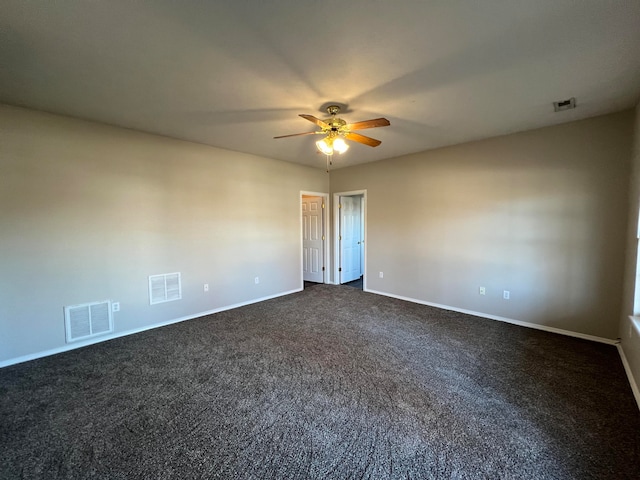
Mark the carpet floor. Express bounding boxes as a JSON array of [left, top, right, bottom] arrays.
[[1, 285, 639, 479]]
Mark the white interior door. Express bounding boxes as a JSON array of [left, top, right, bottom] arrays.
[[340, 195, 362, 283], [302, 196, 324, 282]]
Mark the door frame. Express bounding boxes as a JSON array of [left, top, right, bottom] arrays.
[[300, 191, 330, 288], [333, 189, 367, 289]]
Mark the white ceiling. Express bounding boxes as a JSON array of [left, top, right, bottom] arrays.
[[2, 1, 640, 169]]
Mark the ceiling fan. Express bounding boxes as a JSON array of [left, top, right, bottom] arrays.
[[274, 105, 390, 156]]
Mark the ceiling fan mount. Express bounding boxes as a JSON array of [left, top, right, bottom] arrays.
[[326, 105, 341, 116]]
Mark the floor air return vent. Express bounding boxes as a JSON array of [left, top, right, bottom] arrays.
[[64, 301, 113, 343]]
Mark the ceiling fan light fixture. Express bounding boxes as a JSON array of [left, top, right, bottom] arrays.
[[316, 137, 334, 155], [333, 137, 349, 154]]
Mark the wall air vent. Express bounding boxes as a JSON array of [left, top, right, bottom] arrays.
[[64, 301, 113, 343], [553, 97, 576, 112], [149, 272, 182, 305]]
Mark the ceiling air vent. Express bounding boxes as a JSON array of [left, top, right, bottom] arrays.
[[64, 300, 113, 343], [553, 97, 576, 112]]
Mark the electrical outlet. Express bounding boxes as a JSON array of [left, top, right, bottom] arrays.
[[503, 290, 510, 300], [379, 271, 384, 278], [479, 287, 486, 295], [204, 283, 209, 292], [255, 277, 260, 284], [112, 302, 120, 312]]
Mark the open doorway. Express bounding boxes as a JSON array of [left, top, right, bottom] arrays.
[[301, 192, 329, 289], [334, 190, 366, 290]]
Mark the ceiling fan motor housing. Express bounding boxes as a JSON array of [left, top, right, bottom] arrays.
[[325, 106, 346, 133], [327, 117, 346, 132]]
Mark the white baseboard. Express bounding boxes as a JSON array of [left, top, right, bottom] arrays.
[[0, 288, 302, 369], [617, 343, 640, 410], [364, 289, 617, 345]]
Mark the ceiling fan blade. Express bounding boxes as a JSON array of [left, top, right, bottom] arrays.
[[274, 131, 319, 139], [299, 114, 330, 129], [345, 118, 390, 130], [345, 132, 382, 147]]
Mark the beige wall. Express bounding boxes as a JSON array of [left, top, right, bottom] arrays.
[[332, 111, 634, 339], [0, 104, 328, 364], [1, 104, 636, 367], [620, 102, 640, 397]]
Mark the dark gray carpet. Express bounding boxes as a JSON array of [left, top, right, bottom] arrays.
[[343, 277, 363, 290], [1, 285, 639, 479]]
